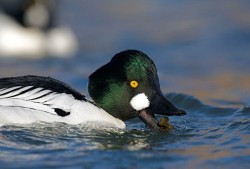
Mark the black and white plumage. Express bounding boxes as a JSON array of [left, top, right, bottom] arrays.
[[0, 76, 125, 128]]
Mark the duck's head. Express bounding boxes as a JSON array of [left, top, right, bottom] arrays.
[[88, 50, 186, 129]]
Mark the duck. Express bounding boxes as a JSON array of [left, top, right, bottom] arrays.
[[0, 1, 78, 58], [0, 50, 186, 129]]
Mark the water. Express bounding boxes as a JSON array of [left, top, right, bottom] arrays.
[[1, 1, 250, 168]]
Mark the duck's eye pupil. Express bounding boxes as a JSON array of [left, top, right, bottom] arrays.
[[130, 80, 139, 88]]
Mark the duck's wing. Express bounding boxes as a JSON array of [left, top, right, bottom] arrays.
[[0, 75, 86, 117]]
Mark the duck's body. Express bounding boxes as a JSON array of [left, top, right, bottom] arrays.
[[0, 76, 125, 128], [0, 50, 185, 129], [0, 12, 77, 58]]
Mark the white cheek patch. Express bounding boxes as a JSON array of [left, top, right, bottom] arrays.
[[130, 93, 150, 111]]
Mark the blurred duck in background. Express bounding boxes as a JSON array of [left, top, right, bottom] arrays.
[[0, 0, 78, 58]]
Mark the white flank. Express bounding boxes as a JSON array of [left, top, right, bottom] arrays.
[[0, 86, 126, 129], [69, 101, 126, 129], [130, 93, 150, 111]]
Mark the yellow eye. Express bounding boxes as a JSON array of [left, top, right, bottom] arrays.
[[130, 80, 139, 88]]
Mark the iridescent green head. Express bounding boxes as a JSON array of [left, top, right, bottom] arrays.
[[88, 50, 186, 129]]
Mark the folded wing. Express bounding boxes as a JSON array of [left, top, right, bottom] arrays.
[[0, 76, 86, 117]]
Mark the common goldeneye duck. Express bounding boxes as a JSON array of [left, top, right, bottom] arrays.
[[0, 50, 186, 129]]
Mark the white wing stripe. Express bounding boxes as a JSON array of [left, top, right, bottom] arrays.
[[0, 86, 22, 95], [1, 86, 35, 98], [31, 93, 58, 103], [23, 89, 52, 100], [11, 87, 43, 99]]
